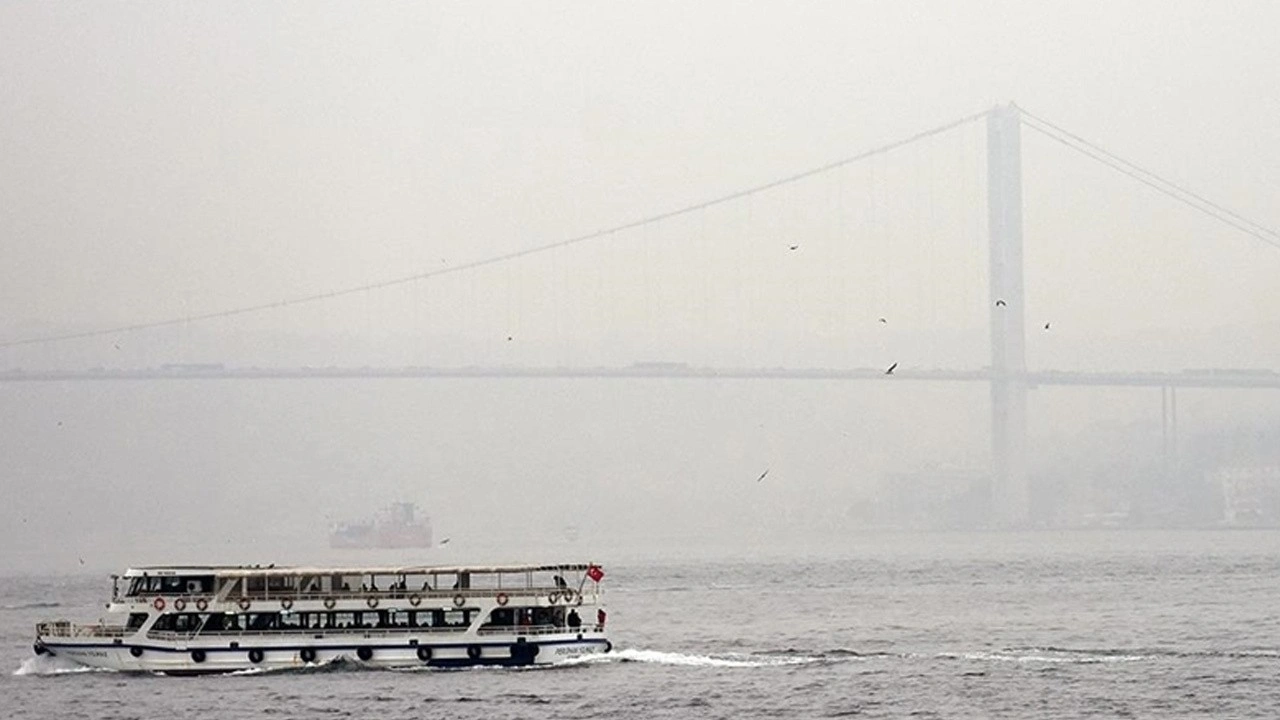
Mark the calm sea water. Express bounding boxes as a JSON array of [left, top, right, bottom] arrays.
[[6, 530, 1280, 719]]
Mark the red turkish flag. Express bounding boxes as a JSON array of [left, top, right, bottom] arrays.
[[586, 565, 604, 582]]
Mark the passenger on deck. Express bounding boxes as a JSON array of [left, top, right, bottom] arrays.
[[553, 575, 569, 590], [567, 609, 581, 629]]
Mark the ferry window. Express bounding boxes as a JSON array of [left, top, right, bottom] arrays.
[[126, 613, 147, 630], [162, 577, 183, 593], [444, 609, 474, 627], [486, 608, 514, 627], [185, 577, 214, 594], [279, 613, 301, 630], [333, 612, 355, 628], [152, 615, 175, 632], [247, 613, 276, 631]]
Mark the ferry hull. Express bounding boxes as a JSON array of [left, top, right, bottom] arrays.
[[40, 635, 611, 674]]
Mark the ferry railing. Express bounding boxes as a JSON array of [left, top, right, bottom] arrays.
[[36, 621, 127, 639], [216, 584, 599, 605], [118, 584, 603, 608], [476, 623, 604, 636], [146, 625, 471, 642]]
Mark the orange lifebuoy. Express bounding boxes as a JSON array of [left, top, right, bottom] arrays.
[[174, 598, 187, 612], [195, 598, 209, 612], [324, 597, 336, 609], [152, 597, 166, 612], [408, 594, 422, 607], [238, 598, 251, 611], [366, 597, 379, 609], [281, 598, 294, 610], [496, 592, 509, 606]]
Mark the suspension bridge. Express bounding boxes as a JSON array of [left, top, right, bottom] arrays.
[[4, 103, 1278, 525]]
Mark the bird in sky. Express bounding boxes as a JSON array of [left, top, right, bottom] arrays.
[[878, 317, 887, 324], [1044, 322, 1051, 330], [885, 362, 898, 375], [506, 336, 513, 342], [756, 469, 770, 482], [995, 299, 1007, 307], [439, 538, 451, 546], [789, 244, 799, 251]]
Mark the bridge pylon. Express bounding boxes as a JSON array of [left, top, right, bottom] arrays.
[[987, 103, 1029, 525]]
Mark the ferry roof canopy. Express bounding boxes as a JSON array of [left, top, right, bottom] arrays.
[[120, 563, 597, 578]]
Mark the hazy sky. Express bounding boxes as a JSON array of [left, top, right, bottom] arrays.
[[2, 3, 1280, 573], [2, 1, 1278, 372]]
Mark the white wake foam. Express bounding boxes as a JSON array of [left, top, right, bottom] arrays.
[[13, 655, 108, 676], [597, 647, 822, 668], [938, 650, 1152, 664]]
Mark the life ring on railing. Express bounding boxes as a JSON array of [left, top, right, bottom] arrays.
[[238, 598, 251, 611], [560, 589, 579, 605], [281, 598, 293, 611], [466, 644, 482, 660], [323, 597, 336, 610], [174, 598, 187, 612], [547, 591, 560, 605], [152, 597, 166, 612], [195, 598, 208, 612], [408, 594, 421, 607], [452, 594, 466, 608], [495, 592, 509, 606], [366, 597, 379, 609]]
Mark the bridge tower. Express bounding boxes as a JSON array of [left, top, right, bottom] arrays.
[[987, 103, 1029, 525]]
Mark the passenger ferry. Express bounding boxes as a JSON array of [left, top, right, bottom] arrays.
[[34, 563, 610, 674]]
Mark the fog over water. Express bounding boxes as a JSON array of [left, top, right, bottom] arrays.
[[2, 1, 1280, 577]]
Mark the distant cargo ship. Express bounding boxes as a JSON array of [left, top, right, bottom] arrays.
[[330, 502, 432, 549]]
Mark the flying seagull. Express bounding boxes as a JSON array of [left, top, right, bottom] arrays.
[[439, 537, 451, 546], [885, 362, 898, 375], [995, 299, 1007, 307], [756, 469, 770, 483], [788, 244, 799, 250], [878, 317, 887, 324], [1044, 322, 1051, 330]]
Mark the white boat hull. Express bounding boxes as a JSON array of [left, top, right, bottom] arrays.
[[40, 633, 611, 674]]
